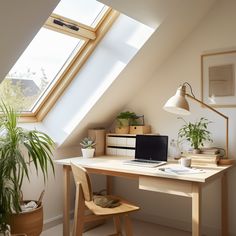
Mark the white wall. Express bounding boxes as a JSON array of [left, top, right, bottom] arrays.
[[122, 0, 236, 235]]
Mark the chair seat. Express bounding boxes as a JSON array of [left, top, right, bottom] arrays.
[[85, 195, 140, 216]]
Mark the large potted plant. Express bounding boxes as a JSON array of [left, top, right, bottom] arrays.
[[0, 103, 55, 236], [0, 171, 14, 236], [178, 117, 213, 153]]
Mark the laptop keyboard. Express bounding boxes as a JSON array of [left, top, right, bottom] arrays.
[[132, 159, 162, 164], [123, 159, 166, 168]]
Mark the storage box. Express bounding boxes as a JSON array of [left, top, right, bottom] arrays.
[[88, 129, 105, 156], [129, 125, 151, 134]]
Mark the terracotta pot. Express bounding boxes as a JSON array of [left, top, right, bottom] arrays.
[[9, 202, 43, 236]]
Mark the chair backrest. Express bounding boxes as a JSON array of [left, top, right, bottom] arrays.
[[71, 162, 93, 201]]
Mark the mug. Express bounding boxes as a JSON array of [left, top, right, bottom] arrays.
[[180, 157, 191, 167]]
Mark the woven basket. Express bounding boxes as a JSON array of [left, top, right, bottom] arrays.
[[9, 201, 43, 236]]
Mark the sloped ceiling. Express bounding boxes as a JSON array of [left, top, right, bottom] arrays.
[[0, 0, 217, 150], [0, 0, 59, 82], [61, 0, 217, 148], [99, 0, 184, 29]]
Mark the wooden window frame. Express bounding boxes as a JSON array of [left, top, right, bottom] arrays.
[[19, 9, 119, 123]]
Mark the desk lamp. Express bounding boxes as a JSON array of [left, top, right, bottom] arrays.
[[163, 82, 229, 159]]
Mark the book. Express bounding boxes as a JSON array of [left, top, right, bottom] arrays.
[[191, 159, 219, 165], [187, 147, 224, 156], [186, 153, 221, 159], [200, 147, 221, 155], [191, 162, 218, 167], [191, 158, 219, 164]]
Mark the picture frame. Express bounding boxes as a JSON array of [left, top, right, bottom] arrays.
[[201, 50, 236, 107]]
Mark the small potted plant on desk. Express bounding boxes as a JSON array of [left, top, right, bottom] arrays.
[[0, 103, 55, 236], [178, 117, 213, 153], [80, 137, 96, 158]]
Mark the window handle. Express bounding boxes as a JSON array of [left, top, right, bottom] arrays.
[[53, 19, 79, 31]]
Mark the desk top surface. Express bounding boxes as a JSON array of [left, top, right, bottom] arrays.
[[55, 155, 232, 183]]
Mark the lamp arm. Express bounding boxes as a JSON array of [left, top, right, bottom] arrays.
[[186, 94, 228, 119], [186, 93, 229, 158]]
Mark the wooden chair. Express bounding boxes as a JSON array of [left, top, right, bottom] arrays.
[[71, 162, 140, 236]]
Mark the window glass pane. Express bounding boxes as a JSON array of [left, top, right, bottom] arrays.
[[0, 28, 83, 112], [53, 0, 106, 26]]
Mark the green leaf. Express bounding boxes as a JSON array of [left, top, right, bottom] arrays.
[[0, 101, 55, 224], [177, 117, 213, 149]]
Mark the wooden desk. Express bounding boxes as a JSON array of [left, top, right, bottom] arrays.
[[55, 155, 232, 236]]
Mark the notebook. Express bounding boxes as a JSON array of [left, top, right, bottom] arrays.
[[124, 135, 168, 168]]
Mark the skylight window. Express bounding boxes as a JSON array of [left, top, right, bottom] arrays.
[[2, 28, 83, 112], [53, 0, 108, 27], [0, 0, 114, 119]]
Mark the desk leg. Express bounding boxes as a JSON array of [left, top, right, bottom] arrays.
[[222, 173, 228, 236], [192, 183, 201, 236], [63, 165, 71, 236], [106, 176, 113, 194]]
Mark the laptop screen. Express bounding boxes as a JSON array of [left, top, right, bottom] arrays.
[[135, 135, 168, 161]]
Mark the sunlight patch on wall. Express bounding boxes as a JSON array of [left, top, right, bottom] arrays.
[[64, 60, 125, 134], [126, 22, 154, 49]]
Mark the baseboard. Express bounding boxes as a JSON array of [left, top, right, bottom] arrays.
[[133, 211, 223, 236], [43, 211, 74, 231], [133, 211, 191, 232], [43, 209, 105, 232], [43, 211, 236, 236]]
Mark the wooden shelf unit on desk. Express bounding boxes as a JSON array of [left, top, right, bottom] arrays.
[[106, 133, 136, 157]]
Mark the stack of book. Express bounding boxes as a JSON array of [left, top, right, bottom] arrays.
[[188, 154, 220, 167], [187, 148, 223, 167]]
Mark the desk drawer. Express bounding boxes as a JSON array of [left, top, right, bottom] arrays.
[[139, 176, 192, 197]]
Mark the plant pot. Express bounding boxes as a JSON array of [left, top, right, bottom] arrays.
[[116, 118, 129, 127], [82, 148, 95, 158], [192, 148, 201, 154], [115, 126, 129, 134], [9, 202, 43, 236], [115, 118, 129, 134]]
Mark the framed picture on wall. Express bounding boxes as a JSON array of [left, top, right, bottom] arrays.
[[201, 50, 236, 107]]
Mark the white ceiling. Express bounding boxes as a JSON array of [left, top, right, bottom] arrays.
[[99, 0, 191, 29], [0, 0, 59, 82]]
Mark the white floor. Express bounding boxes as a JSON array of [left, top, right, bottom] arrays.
[[42, 218, 191, 236]]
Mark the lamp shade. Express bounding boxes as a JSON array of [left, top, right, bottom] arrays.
[[163, 86, 190, 115]]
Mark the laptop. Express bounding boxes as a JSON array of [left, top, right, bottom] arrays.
[[124, 135, 168, 167]]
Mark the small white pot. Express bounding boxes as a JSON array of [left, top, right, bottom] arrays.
[[81, 148, 95, 158]]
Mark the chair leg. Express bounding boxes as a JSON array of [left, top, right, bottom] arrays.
[[124, 214, 133, 236], [113, 215, 122, 235], [72, 184, 86, 236]]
